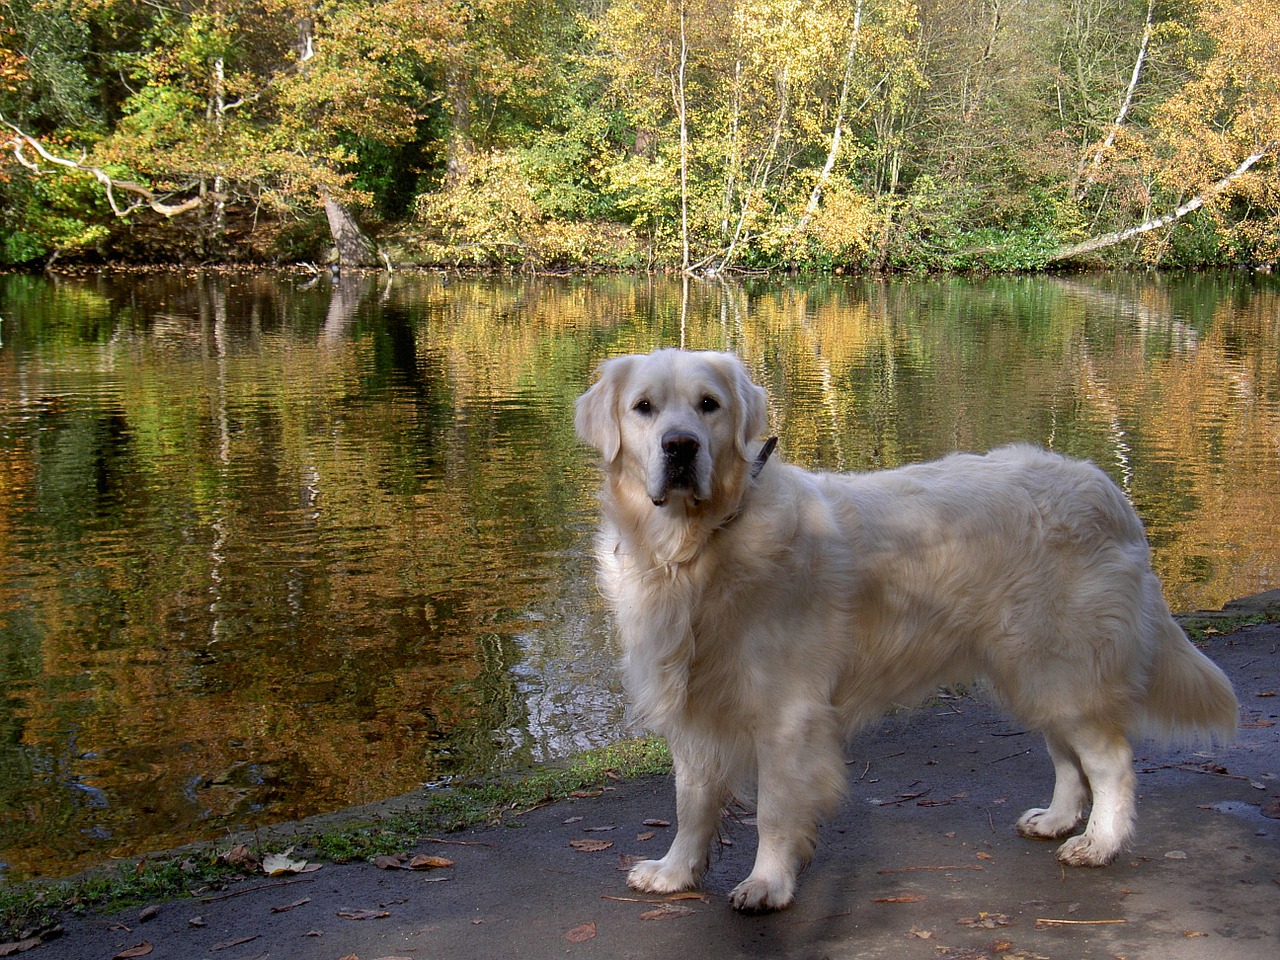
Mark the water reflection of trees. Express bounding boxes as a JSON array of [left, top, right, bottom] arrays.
[[0, 271, 1276, 880]]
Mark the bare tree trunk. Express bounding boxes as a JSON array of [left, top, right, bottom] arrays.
[[675, 1, 690, 274], [322, 190, 381, 267], [795, 0, 864, 233], [208, 56, 229, 255], [1074, 0, 1155, 199], [1048, 143, 1274, 262]]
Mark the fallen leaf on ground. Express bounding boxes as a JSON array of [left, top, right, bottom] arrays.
[[270, 897, 311, 913], [210, 935, 259, 952], [0, 938, 44, 957], [187, 917, 207, 928], [263, 848, 318, 876], [1183, 930, 1207, 938], [570, 789, 603, 798], [640, 904, 695, 921], [565, 922, 597, 943], [218, 844, 260, 871], [112, 945, 152, 960], [1164, 850, 1188, 860], [338, 909, 391, 921], [874, 894, 927, 903], [636, 831, 657, 841], [957, 912, 1013, 929], [569, 839, 614, 852], [642, 819, 670, 827], [908, 927, 933, 939], [408, 854, 455, 870], [564, 816, 584, 824], [374, 853, 455, 871], [582, 825, 617, 832]]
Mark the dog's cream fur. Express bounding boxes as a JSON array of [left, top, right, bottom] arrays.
[[575, 348, 1238, 912]]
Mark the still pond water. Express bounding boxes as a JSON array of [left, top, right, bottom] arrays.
[[1, 270, 1278, 881]]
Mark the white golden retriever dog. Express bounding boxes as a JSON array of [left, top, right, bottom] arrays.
[[575, 348, 1238, 913]]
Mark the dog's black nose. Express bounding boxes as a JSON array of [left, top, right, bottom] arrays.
[[662, 431, 700, 462]]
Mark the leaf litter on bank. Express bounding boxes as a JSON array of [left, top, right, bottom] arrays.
[[372, 853, 455, 872]]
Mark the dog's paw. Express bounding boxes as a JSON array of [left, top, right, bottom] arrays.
[[1016, 807, 1082, 841], [728, 874, 795, 913], [1054, 834, 1119, 868], [627, 858, 700, 895]]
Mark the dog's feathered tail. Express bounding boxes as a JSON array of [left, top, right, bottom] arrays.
[[1139, 589, 1238, 746]]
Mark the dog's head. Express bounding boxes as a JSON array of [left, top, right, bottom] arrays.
[[576, 349, 768, 510]]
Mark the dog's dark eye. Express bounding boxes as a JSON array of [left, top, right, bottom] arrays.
[[700, 396, 720, 413], [634, 399, 653, 415]]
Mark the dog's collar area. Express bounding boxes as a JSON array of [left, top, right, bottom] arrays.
[[751, 436, 778, 481], [715, 437, 778, 532]]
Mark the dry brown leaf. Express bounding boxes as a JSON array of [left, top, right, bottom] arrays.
[[908, 927, 933, 939], [636, 831, 657, 841], [112, 943, 152, 959], [338, 909, 391, 921], [874, 894, 927, 903], [270, 897, 311, 914], [570, 789, 603, 798], [0, 940, 44, 958], [565, 922, 598, 943], [218, 844, 260, 871], [210, 935, 259, 952], [407, 854, 455, 870], [640, 903, 695, 920], [1183, 930, 1207, 938], [957, 912, 1013, 929], [569, 839, 614, 852], [642, 819, 670, 827]]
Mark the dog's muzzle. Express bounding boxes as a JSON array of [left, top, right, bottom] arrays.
[[653, 430, 701, 506]]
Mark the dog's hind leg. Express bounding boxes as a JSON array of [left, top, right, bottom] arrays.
[[628, 746, 725, 895], [1019, 723, 1135, 867]]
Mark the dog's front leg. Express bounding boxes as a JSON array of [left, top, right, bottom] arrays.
[[628, 747, 724, 895], [729, 716, 844, 912]]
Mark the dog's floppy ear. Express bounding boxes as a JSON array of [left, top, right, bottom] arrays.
[[575, 355, 636, 462], [710, 352, 768, 459]]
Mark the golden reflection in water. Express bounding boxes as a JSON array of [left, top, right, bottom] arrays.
[[0, 270, 1275, 880]]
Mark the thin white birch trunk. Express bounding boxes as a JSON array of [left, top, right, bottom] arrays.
[[1050, 143, 1274, 262]]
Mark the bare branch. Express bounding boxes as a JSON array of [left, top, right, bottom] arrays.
[[1, 111, 205, 218], [1050, 142, 1276, 262]]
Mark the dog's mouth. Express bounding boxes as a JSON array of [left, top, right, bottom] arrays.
[[650, 431, 707, 507]]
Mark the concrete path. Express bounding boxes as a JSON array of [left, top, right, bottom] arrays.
[[26, 617, 1279, 960]]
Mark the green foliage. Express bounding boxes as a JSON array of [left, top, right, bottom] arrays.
[[416, 148, 642, 268], [0, 0, 1276, 269], [0, 165, 112, 264]]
